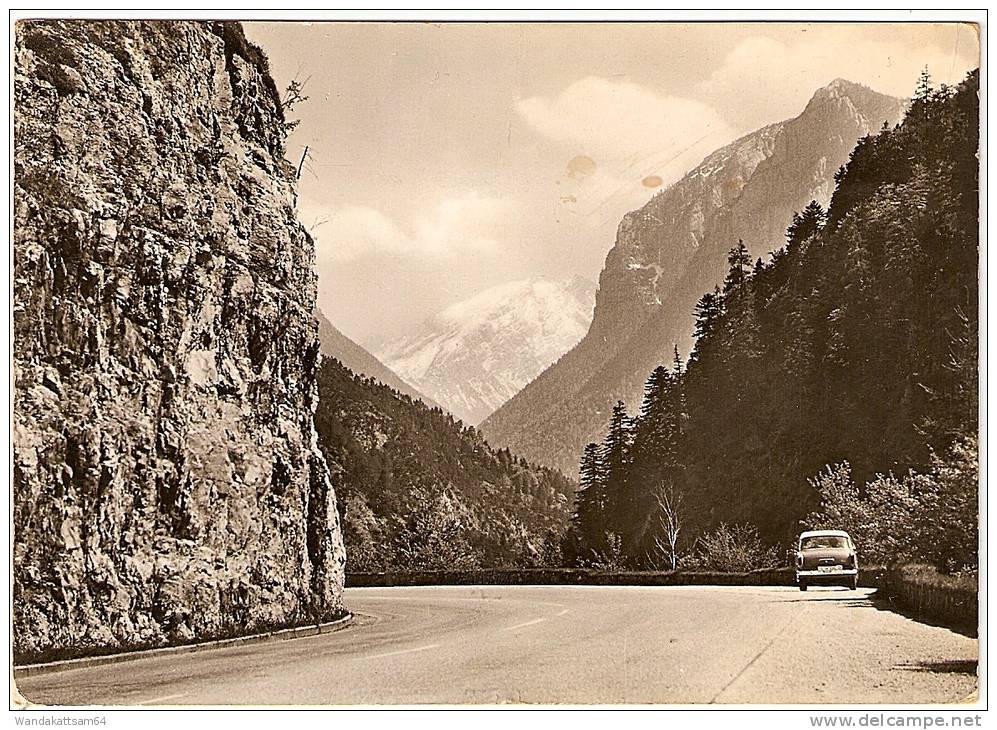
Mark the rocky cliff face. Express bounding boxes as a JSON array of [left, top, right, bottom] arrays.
[[481, 80, 908, 476], [13, 20, 345, 661]]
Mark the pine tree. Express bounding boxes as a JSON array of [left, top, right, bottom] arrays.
[[639, 366, 671, 421], [572, 442, 607, 559], [911, 65, 934, 132], [601, 400, 633, 553], [786, 200, 826, 251], [723, 240, 752, 293], [691, 287, 723, 360], [627, 359, 688, 565], [915, 65, 932, 102], [604, 401, 632, 474]]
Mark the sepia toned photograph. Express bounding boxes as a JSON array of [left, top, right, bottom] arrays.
[[9, 11, 984, 715]]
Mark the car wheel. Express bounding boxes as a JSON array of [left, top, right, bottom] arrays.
[[799, 582, 807, 592]]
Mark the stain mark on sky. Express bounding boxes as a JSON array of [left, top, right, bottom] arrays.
[[566, 155, 597, 179]]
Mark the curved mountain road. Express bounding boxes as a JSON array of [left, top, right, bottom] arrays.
[[17, 586, 977, 706]]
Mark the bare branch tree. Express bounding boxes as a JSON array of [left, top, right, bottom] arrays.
[[653, 482, 683, 570]]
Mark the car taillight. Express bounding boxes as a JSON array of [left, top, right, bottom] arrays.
[[846, 552, 855, 567], [796, 552, 803, 567]]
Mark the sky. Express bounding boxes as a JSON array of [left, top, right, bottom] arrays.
[[244, 22, 979, 351]]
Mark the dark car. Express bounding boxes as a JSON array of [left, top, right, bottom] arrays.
[[795, 530, 858, 591]]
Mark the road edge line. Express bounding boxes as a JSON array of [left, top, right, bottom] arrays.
[[12, 613, 354, 678]]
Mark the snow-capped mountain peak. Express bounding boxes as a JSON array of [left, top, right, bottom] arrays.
[[378, 276, 596, 425]]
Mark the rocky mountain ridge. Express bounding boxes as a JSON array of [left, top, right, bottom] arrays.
[[481, 79, 908, 476]]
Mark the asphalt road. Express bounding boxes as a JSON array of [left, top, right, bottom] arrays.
[[16, 585, 978, 706]]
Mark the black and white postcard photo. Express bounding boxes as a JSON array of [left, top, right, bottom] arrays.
[[8, 10, 985, 722]]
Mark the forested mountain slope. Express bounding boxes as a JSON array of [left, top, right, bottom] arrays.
[[314, 357, 574, 570], [316, 309, 439, 409], [568, 70, 979, 567]]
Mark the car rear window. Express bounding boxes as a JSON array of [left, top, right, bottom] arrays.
[[801, 535, 849, 549]]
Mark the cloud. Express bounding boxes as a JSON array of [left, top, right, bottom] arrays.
[[309, 193, 537, 347], [515, 76, 742, 223], [313, 193, 515, 264], [516, 76, 739, 184], [699, 27, 979, 129]]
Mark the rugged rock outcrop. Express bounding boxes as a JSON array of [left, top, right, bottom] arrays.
[[481, 80, 908, 476], [13, 20, 345, 661]]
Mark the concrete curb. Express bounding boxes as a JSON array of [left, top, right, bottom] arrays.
[[13, 613, 354, 678]]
